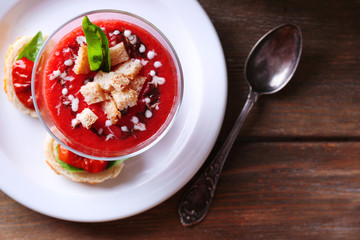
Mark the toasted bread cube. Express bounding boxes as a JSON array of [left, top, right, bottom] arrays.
[[110, 73, 130, 91], [104, 92, 112, 100], [94, 71, 115, 91], [115, 59, 142, 79], [130, 76, 147, 94], [76, 108, 98, 129], [111, 88, 138, 111], [102, 99, 121, 124], [110, 42, 129, 66], [73, 45, 91, 75], [80, 82, 106, 105]]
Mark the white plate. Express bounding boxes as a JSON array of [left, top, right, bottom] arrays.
[[0, 0, 227, 222]]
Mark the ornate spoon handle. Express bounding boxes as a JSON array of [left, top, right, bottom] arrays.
[[178, 90, 259, 226]]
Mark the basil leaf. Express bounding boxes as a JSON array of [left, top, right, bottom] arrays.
[[57, 159, 85, 172], [82, 16, 111, 72], [106, 160, 124, 169], [17, 31, 43, 62]]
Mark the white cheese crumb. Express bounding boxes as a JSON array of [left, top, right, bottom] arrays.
[[76, 36, 86, 45], [141, 59, 148, 66], [121, 126, 129, 132], [113, 30, 120, 35], [64, 59, 73, 66], [98, 128, 104, 135], [145, 110, 153, 118], [111, 40, 117, 46], [62, 88, 68, 95], [49, 70, 61, 80], [71, 118, 79, 128], [139, 44, 146, 53], [144, 97, 151, 104], [154, 61, 162, 68], [134, 59, 141, 65], [105, 134, 115, 141], [152, 75, 166, 86], [131, 116, 139, 124], [147, 51, 156, 59], [129, 35, 137, 45], [152, 103, 160, 110], [55, 51, 60, 56], [124, 30, 131, 37], [63, 48, 70, 53], [68, 94, 74, 101], [134, 123, 146, 131], [105, 120, 112, 127], [149, 70, 156, 76], [63, 76, 75, 81], [55, 102, 62, 116], [71, 98, 79, 112], [60, 72, 67, 79]]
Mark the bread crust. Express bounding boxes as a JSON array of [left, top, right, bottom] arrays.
[[44, 135, 124, 184], [3, 36, 43, 118]]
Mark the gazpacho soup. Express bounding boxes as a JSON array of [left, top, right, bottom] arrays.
[[38, 14, 181, 158]]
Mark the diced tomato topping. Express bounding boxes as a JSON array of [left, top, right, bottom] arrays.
[[12, 57, 35, 110], [58, 145, 108, 173], [58, 145, 83, 168], [82, 159, 108, 173]]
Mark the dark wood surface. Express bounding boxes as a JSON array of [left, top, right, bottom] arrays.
[[2, 0, 360, 239]]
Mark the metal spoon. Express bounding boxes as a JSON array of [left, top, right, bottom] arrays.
[[178, 24, 302, 226]]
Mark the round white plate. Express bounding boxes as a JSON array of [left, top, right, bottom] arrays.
[[0, 0, 227, 222]]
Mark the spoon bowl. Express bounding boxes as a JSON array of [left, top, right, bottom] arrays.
[[179, 24, 302, 226], [246, 24, 302, 94]]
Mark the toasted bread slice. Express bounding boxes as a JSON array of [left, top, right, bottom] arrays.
[[44, 135, 124, 184], [3, 36, 44, 118]]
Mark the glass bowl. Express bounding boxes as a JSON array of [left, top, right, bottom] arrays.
[[32, 10, 183, 160]]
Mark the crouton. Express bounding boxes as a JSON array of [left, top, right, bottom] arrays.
[[110, 42, 130, 66], [102, 99, 121, 124], [94, 71, 132, 92], [80, 82, 106, 105], [94, 71, 115, 91], [111, 88, 138, 111], [110, 73, 130, 91], [130, 76, 147, 94], [115, 59, 142, 79], [73, 45, 91, 75], [76, 108, 98, 129]]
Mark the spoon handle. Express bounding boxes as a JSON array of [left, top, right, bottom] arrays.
[[178, 90, 259, 226]]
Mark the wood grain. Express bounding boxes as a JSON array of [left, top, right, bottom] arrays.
[[2, 142, 360, 239], [2, 0, 360, 239], [200, 0, 360, 138]]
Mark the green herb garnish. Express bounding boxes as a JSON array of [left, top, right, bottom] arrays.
[[106, 160, 123, 169], [17, 31, 43, 62], [82, 16, 111, 72]]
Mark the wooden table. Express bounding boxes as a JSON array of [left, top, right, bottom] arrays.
[[1, 0, 360, 239]]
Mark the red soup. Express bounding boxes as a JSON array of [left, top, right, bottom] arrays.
[[41, 19, 179, 157]]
